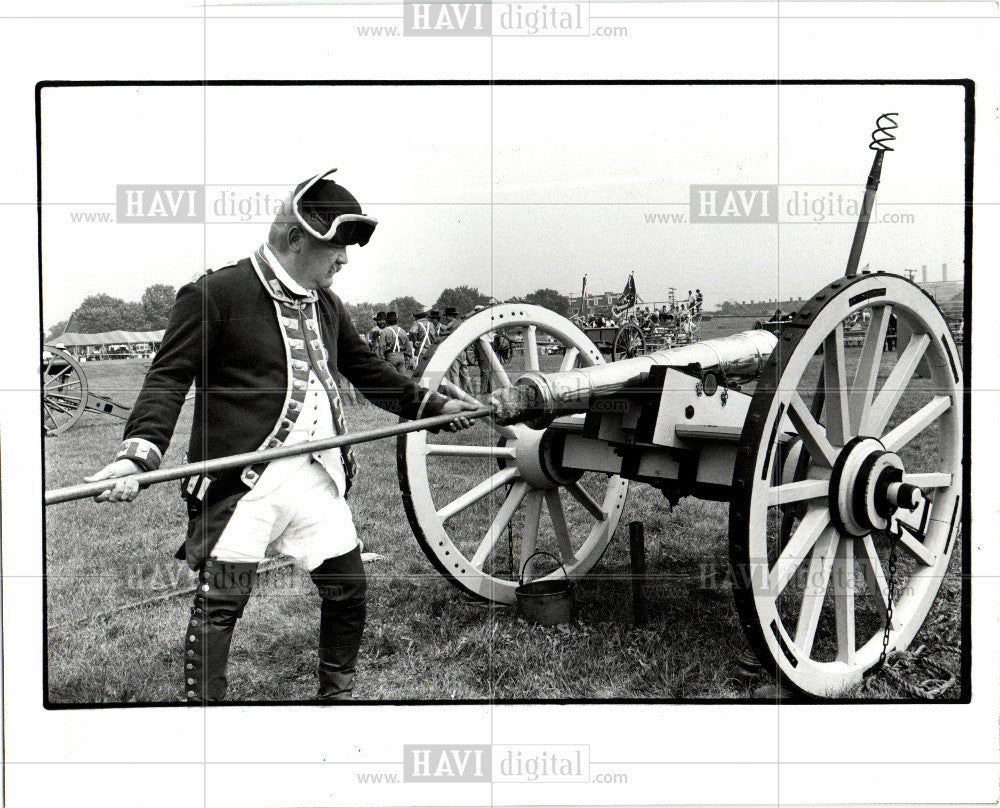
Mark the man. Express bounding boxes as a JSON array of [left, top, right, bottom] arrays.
[[85, 168, 479, 703], [379, 310, 411, 373], [370, 311, 386, 346], [409, 310, 436, 373], [469, 304, 493, 395], [438, 306, 473, 393]]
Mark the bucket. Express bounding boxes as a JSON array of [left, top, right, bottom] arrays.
[[515, 551, 575, 626]]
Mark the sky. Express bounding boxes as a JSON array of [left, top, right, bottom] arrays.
[[40, 82, 966, 325]]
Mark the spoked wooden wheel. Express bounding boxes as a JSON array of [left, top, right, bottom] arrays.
[[730, 273, 962, 696], [612, 323, 645, 361], [399, 304, 630, 603], [42, 345, 89, 436]]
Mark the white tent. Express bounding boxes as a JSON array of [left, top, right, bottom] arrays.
[[54, 330, 165, 360]]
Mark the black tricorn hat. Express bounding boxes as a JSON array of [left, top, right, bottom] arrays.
[[293, 170, 378, 247], [385, 311, 399, 325], [374, 311, 386, 321], [414, 311, 427, 319], [428, 309, 441, 320], [444, 306, 459, 318]]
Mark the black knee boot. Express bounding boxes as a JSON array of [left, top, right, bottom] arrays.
[[310, 547, 367, 701], [183, 558, 257, 703]]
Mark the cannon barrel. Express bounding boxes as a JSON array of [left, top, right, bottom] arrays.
[[508, 329, 777, 428]]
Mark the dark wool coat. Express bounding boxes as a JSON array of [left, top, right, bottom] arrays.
[[119, 257, 447, 568]]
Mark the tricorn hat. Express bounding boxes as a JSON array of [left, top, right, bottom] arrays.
[[385, 311, 399, 325], [374, 311, 386, 321], [444, 306, 459, 318], [428, 309, 441, 321], [292, 168, 378, 247]]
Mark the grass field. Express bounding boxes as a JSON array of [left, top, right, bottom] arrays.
[[43, 322, 964, 704]]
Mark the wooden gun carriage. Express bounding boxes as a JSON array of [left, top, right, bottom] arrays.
[[42, 345, 132, 435], [398, 271, 962, 696]]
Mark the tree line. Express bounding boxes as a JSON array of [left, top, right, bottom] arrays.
[[46, 284, 570, 341], [46, 284, 177, 341], [345, 285, 570, 330]]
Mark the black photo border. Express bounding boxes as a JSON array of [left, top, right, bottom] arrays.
[[34, 78, 974, 709]]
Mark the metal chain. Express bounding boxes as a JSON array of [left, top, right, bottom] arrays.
[[878, 532, 899, 669], [506, 484, 516, 578]]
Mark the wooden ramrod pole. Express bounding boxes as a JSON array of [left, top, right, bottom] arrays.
[[45, 406, 494, 506]]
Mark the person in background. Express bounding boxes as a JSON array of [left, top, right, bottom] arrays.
[[370, 311, 386, 346], [409, 310, 436, 372], [379, 310, 411, 373], [439, 306, 473, 393]]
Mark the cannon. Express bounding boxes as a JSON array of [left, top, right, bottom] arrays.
[[398, 271, 962, 697], [42, 345, 132, 435], [397, 116, 962, 696]]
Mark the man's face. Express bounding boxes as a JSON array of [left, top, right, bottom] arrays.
[[289, 234, 349, 290]]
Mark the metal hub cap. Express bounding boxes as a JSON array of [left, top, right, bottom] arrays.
[[829, 436, 922, 536]]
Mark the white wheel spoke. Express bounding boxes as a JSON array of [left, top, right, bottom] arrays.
[[767, 479, 829, 507], [524, 325, 540, 372], [439, 377, 480, 406], [787, 393, 838, 467], [793, 527, 839, 657], [425, 443, 517, 460], [824, 324, 851, 446], [518, 491, 544, 579], [882, 395, 951, 452], [479, 336, 512, 390], [860, 534, 901, 630], [559, 347, 580, 372], [894, 523, 935, 566], [902, 472, 952, 491], [865, 334, 930, 437], [470, 481, 530, 569], [545, 490, 577, 564], [768, 505, 832, 595], [436, 466, 520, 522], [833, 538, 856, 665], [568, 481, 607, 521], [849, 305, 892, 435]]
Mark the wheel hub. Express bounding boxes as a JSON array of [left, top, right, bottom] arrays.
[[829, 436, 922, 537], [507, 426, 584, 489]]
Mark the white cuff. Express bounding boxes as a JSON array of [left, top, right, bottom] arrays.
[[115, 438, 163, 472]]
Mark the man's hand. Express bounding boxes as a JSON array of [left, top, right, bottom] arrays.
[[440, 398, 481, 432], [84, 459, 143, 503], [487, 384, 533, 425]]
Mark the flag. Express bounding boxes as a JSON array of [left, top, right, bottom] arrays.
[[611, 275, 637, 317]]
